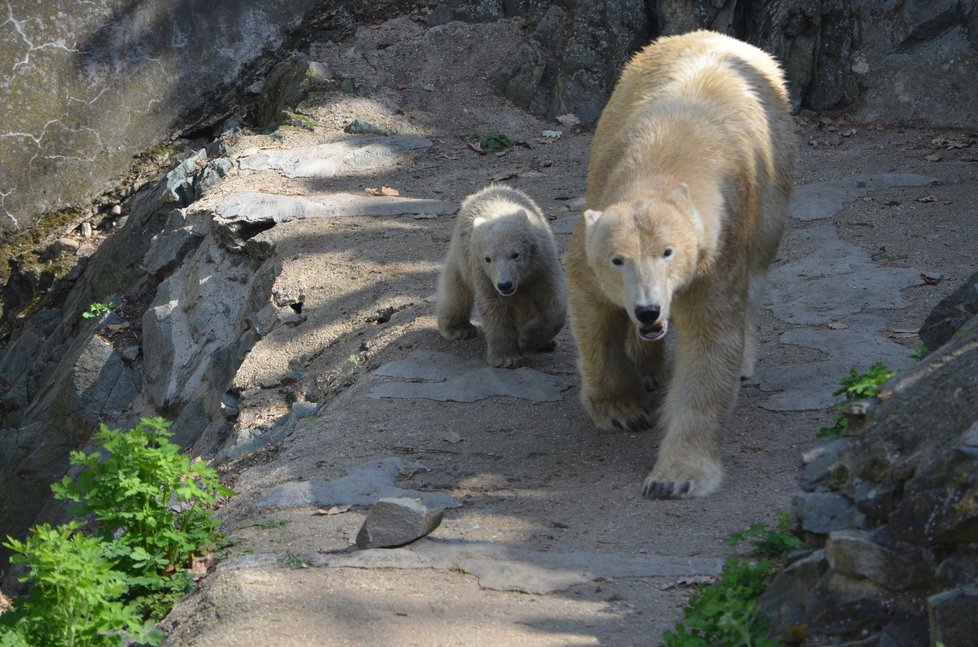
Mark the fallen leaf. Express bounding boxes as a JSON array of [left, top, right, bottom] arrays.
[[883, 199, 901, 206], [924, 152, 943, 162], [314, 505, 351, 516], [920, 271, 943, 285], [491, 172, 519, 182], [440, 153, 459, 160], [541, 129, 563, 139], [827, 322, 849, 330], [915, 195, 936, 203], [840, 128, 858, 137], [467, 140, 486, 155], [443, 430, 462, 444], [189, 553, 216, 581], [365, 186, 400, 197], [556, 113, 580, 127]]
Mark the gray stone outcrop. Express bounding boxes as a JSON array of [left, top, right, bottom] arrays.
[[0, 138, 279, 554], [759, 276, 978, 646]]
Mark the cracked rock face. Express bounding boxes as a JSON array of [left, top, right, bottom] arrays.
[[0, 0, 324, 234]]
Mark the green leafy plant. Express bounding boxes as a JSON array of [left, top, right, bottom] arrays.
[[911, 344, 929, 361], [818, 362, 895, 437], [82, 299, 118, 319], [51, 418, 231, 614], [469, 129, 512, 151], [662, 514, 800, 647], [1, 523, 158, 646], [348, 353, 366, 366], [727, 512, 802, 559]]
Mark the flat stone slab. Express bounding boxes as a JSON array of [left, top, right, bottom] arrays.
[[368, 351, 574, 402], [788, 173, 938, 221], [237, 135, 432, 178], [256, 458, 461, 511], [767, 225, 922, 326], [215, 191, 455, 223], [219, 540, 724, 594], [757, 315, 915, 411]]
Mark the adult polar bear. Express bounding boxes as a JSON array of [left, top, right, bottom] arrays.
[[567, 30, 797, 499]]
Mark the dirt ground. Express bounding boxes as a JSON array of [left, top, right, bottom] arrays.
[[160, 17, 978, 646]]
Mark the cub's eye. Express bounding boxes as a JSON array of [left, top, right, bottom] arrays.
[[611, 257, 624, 266], [511, 252, 520, 260], [663, 247, 673, 259], [484, 256, 491, 263]]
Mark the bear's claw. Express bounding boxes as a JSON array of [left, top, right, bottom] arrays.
[[642, 479, 691, 499], [610, 412, 653, 432]]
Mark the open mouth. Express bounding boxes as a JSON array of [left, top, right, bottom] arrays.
[[638, 319, 669, 341], [497, 287, 517, 297]]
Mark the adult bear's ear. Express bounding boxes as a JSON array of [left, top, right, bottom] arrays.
[[669, 182, 691, 205], [472, 216, 487, 229]]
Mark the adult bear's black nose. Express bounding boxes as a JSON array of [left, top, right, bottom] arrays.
[[634, 305, 660, 324], [497, 281, 514, 294]]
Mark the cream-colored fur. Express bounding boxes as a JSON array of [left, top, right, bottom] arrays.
[[566, 30, 797, 498], [438, 185, 567, 368]]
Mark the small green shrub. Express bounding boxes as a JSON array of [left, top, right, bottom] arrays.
[[81, 300, 117, 319], [818, 362, 895, 437], [1, 418, 232, 645], [662, 513, 800, 647]]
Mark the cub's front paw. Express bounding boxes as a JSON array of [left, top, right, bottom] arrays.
[[442, 323, 477, 340], [641, 459, 723, 499], [488, 353, 526, 369]]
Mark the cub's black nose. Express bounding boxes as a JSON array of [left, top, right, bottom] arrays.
[[634, 305, 660, 324], [497, 281, 514, 293]]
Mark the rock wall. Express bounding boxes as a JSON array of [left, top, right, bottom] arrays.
[[760, 273, 978, 646], [491, 0, 978, 127]]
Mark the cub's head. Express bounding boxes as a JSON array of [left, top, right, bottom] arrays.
[[583, 184, 701, 341], [471, 209, 534, 297]]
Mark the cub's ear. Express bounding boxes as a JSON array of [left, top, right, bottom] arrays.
[[583, 209, 603, 231], [669, 182, 692, 205]]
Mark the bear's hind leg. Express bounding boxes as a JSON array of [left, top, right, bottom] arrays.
[[437, 262, 477, 340], [574, 302, 654, 431]]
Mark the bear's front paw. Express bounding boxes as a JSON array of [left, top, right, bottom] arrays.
[[488, 353, 526, 369], [586, 398, 654, 432], [641, 460, 723, 499], [442, 324, 477, 340]]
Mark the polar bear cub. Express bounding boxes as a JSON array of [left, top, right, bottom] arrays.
[[566, 30, 797, 498], [437, 185, 567, 368]]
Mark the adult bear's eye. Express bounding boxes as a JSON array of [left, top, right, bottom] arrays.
[[612, 257, 623, 266], [511, 252, 520, 260], [663, 247, 673, 258], [484, 256, 491, 263]]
